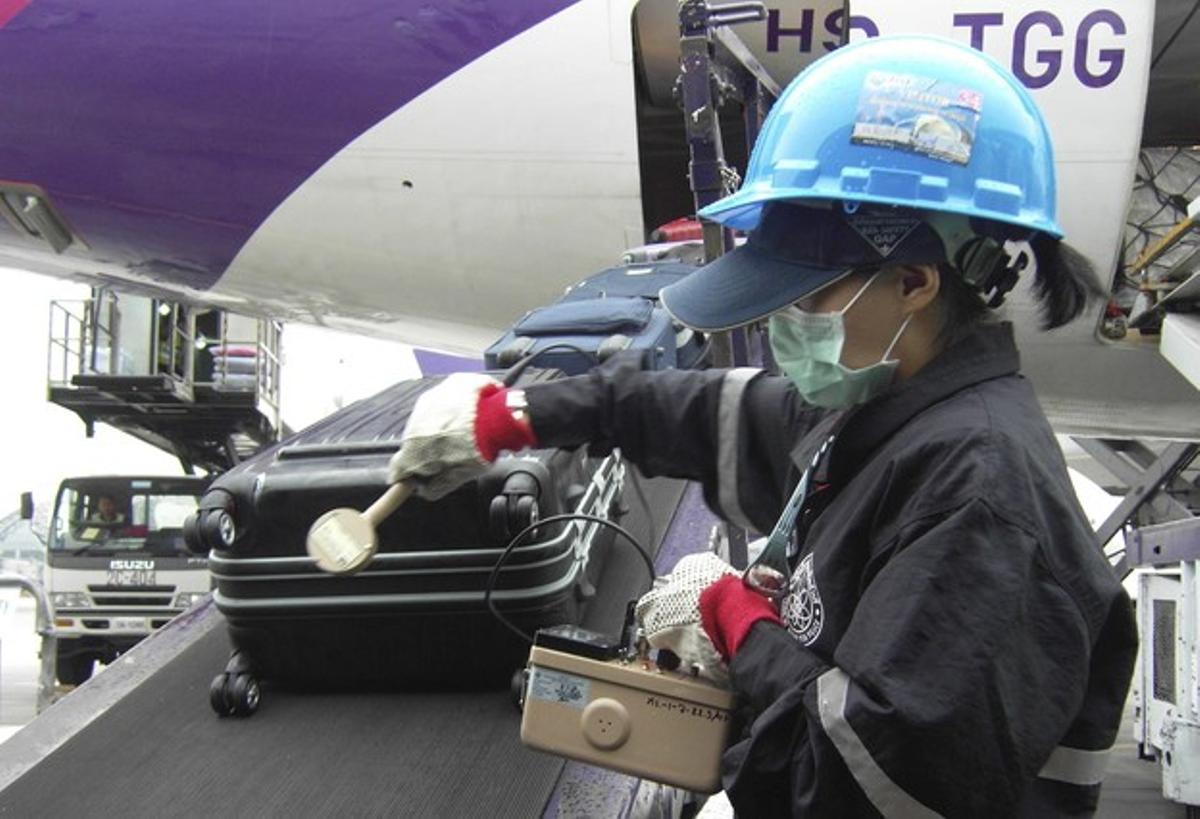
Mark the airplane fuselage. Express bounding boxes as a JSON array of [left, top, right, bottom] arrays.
[[0, 0, 1196, 437]]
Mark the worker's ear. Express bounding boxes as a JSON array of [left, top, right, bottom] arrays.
[[894, 264, 940, 314]]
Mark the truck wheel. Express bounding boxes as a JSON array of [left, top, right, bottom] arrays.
[[55, 650, 94, 687], [228, 673, 261, 717]]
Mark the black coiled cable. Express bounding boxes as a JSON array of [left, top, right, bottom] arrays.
[[483, 512, 655, 644]]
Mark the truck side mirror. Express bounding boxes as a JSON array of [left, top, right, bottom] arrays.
[[19, 491, 33, 520]]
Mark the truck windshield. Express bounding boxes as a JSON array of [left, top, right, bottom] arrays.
[[49, 481, 204, 557]]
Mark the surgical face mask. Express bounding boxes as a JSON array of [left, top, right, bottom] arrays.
[[768, 272, 913, 409]]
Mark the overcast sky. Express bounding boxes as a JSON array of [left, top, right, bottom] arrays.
[[0, 268, 419, 516]]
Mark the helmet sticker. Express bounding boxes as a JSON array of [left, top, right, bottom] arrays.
[[845, 212, 922, 258], [851, 71, 982, 166]]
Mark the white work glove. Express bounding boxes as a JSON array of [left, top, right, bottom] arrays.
[[635, 552, 738, 686], [387, 372, 500, 499]]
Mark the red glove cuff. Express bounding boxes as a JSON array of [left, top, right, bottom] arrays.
[[699, 574, 783, 662], [475, 385, 538, 462]]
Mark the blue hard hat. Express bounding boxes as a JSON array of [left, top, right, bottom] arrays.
[[699, 35, 1063, 238]]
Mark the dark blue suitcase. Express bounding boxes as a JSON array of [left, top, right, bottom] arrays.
[[483, 259, 709, 374], [483, 296, 680, 375], [558, 260, 699, 303]]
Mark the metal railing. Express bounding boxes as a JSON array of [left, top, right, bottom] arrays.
[[193, 317, 283, 433], [50, 297, 282, 418], [154, 302, 194, 383], [0, 574, 57, 714], [48, 301, 101, 386], [257, 320, 283, 430], [47, 295, 123, 388]]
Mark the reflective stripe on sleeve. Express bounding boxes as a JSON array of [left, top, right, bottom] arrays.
[[817, 668, 944, 819], [1037, 745, 1111, 786], [717, 368, 761, 532]]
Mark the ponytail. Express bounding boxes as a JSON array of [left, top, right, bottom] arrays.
[[1029, 234, 1106, 330]]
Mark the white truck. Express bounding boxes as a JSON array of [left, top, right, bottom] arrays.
[[29, 475, 213, 685]]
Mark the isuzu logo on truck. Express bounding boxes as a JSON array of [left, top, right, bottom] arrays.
[[107, 560, 157, 589]]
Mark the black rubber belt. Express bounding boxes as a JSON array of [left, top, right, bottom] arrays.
[[0, 473, 685, 818]]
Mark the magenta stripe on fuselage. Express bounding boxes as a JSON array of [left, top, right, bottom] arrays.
[[0, 0, 576, 288]]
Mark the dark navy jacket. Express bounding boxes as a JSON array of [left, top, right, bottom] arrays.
[[525, 322, 1137, 818]]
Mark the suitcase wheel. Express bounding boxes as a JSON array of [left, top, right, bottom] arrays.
[[510, 668, 528, 713], [488, 496, 509, 542], [210, 672, 261, 718], [209, 674, 233, 716], [513, 496, 539, 537], [489, 494, 540, 545]]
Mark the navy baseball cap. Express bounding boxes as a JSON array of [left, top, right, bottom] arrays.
[[660, 202, 951, 332]]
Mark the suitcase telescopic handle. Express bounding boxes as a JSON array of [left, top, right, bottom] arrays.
[[363, 481, 413, 528]]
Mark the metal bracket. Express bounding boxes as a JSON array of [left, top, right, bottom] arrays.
[[1073, 437, 1196, 521], [677, 1, 776, 222], [711, 26, 780, 98], [1090, 441, 1200, 577], [1127, 518, 1200, 568], [675, 1, 780, 558]]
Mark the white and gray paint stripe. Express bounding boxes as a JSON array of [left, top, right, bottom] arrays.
[[1037, 744, 1111, 786], [717, 368, 762, 533], [817, 666, 1111, 817], [817, 667, 943, 819]]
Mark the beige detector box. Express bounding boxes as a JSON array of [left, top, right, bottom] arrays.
[[520, 645, 735, 793]]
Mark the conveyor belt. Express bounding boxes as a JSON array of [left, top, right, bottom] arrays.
[[0, 474, 687, 818]]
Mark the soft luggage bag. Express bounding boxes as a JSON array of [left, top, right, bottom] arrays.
[[487, 260, 708, 371], [557, 260, 699, 302], [484, 296, 680, 376], [190, 369, 625, 689], [561, 261, 708, 368]]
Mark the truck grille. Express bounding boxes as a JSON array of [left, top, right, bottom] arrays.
[[87, 585, 176, 608], [88, 585, 174, 592], [91, 595, 174, 606]]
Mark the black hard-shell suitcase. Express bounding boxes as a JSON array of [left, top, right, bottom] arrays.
[[189, 369, 625, 689], [483, 261, 708, 374]]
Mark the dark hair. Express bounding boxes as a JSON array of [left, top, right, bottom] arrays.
[[934, 234, 1105, 341], [1028, 235, 1106, 330], [934, 262, 988, 345]]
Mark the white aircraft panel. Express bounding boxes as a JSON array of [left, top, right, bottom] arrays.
[[216, 0, 644, 354], [1162, 314, 1200, 393]]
